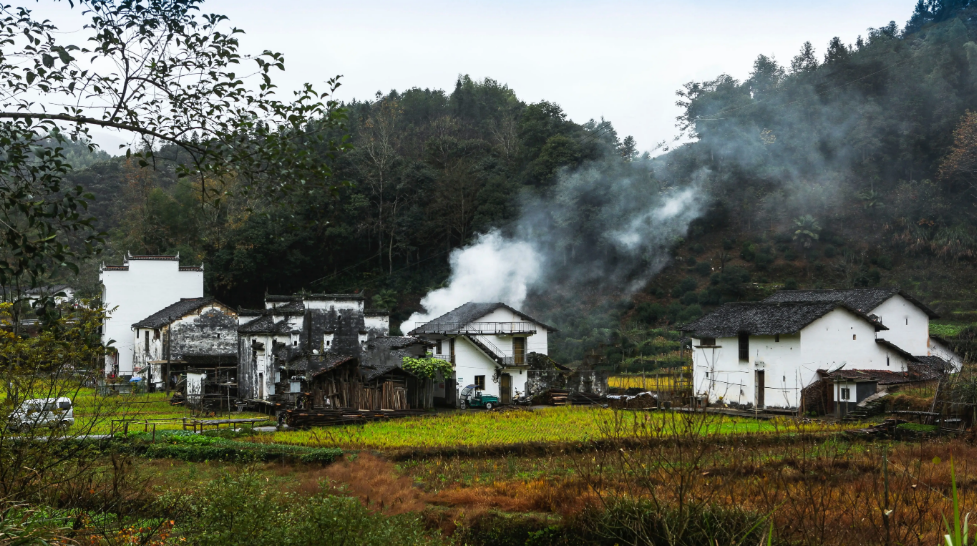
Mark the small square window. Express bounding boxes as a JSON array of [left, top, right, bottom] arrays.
[[841, 387, 851, 401], [474, 375, 486, 390], [853, 334, 857, 340]]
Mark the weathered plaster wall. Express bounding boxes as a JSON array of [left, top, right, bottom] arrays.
[[168, 305, 238, 360]]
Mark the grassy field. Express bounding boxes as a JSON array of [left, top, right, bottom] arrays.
[[5, 388, 271, 434], [246, 407, 851, 451]]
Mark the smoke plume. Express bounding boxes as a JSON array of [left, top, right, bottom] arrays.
[[402, 155, 707, 332]]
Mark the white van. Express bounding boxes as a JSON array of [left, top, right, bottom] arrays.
[[6, 397, 74, 431]]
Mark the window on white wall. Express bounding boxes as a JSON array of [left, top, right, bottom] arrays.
[[841, 387, 851, 401]]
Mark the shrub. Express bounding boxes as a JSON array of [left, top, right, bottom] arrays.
[[178, 471, 437, 546], [681, 291, 699, 305], [299, 449, 343, 464], [823, 245, 837, 258], [710, 267, 751, 299], [119, 434, 342, 464], [686, 256, 697, 266], [671, 276, 698, 298], [740, 242, 756, 262], [784, 278, 799, 290], [784, 249, 798, 261], [679, 305, 703, 323], [722, 237, 735, 250], [755, 251, 774, 271], [699, 287, 722, 306], [694, 261, 712, 276], [637, 302, 665, 324], [690, 243, 705, 255]]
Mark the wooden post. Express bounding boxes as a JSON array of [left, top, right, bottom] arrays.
[[152, 423, 156, 442]]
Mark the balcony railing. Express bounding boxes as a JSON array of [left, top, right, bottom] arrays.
[[432, 353, 455, 364], [466, 335, 528, 367], [414, 321, 537, 335]]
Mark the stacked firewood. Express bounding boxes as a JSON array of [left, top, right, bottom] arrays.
[[546, 389, 569, 406]]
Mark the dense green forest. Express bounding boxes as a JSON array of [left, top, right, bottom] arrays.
[[59, 1, 977, 366]]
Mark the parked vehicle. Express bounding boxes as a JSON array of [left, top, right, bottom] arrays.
[[6, 397, 74, 432], [459, 385, 500, 410]]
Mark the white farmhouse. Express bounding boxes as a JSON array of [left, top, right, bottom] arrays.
[[763, 288, 947, 364], [100, 253, 203, 376], [409, 302, 556, 404], [683, 301, 918, 409]]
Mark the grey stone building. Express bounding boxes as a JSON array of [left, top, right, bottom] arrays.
[[131, 297, 238, 392]]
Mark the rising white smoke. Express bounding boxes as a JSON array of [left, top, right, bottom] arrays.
[[401, 158, 707, 333], [403, 231, 543, 332]]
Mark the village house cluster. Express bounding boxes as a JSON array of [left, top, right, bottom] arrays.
[[98, 254, 595, 410], [88, 254, 961, 416], [683, 288, 961, 417]]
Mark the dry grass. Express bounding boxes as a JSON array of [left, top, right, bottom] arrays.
[[608, 373, 688, 391], [321, 453, 428, 515]]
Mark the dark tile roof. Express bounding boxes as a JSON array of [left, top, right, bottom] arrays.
[[915, 355, 952, 374], [132, 297, 228, 329], [309, 355, 357, 377], [239, 316, 294, 335], [876, 339, 918, 362], [24, 284, 72, 296], [828, 369, 919, 384], [265, 293, 363, 302], [409, 302, 556, 334], [763, 288, 939, 319], [128, 254, 180, 261], [268, 301, 306, 313], [368, 336, 431, 350], [682, 301, 887, 338]]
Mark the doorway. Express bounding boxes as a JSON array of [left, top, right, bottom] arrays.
[[755, 370, 765, 408], [500, 374, 512, 404], [258, 372, 264, 399], [512, 337, 526, 365]]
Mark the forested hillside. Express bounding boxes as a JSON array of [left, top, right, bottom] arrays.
[[64, 1, 977, 366]]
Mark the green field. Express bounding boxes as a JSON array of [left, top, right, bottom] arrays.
[[5, 388, 271, 435], [246, 407, 852, 451]]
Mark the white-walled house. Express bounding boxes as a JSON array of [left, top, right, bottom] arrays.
[[101, 253, 203, 376], [131, 297, 238, 391], [763, 289, 941, 359], [929, 335, 964, 372], [683, 301, 918, 409], [23, 284, 75, 305], [409, 302, 555, 404]]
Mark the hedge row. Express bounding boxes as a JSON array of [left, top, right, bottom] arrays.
[[118, 439, 342, 464]]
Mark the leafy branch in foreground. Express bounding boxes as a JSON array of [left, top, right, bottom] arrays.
[[401, 354, 453, 379], [0, 0, 350, 298]]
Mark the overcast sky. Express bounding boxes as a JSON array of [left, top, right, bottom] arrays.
[[46, 0, 914, 153]]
